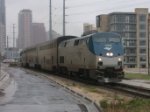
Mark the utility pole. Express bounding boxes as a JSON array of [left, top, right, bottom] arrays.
[[63, 0, 65, 36], [7, 36, 8, 59], [148, 18, 150, 75], [13, 24, 15, 59], [49, 0, 52, 40]]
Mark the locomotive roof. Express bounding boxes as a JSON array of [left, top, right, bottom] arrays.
[[61, 32, 121, 43]]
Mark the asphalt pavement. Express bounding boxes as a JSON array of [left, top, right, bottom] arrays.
[[0, 66, 99, 112]]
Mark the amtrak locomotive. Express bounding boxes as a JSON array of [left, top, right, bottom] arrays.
[[20, 32, 124, 83]]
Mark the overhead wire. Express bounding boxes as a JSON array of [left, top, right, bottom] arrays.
[[66, 1, 150, 16], [38, 14, 49, 22], [66, 0, 134, 9], [66, 20, 94, 24], [34, 1, 49, 19]]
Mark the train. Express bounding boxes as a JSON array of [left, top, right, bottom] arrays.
[[20, 32, 124, 83]]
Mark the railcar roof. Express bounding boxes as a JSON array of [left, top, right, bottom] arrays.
[[23, 35, 77, 49]]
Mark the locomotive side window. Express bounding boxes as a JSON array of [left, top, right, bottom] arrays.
[[74, 40, 79, 46], [109, 37, 120, 42], [94, 37, 106, 42], [64, 42, 67, 47]]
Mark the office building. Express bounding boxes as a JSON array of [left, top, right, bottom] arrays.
[[0, 0, 6, 55], [96, 8, 149, 68], [32, 23, 47, 46], [18, 9, 32, 49]]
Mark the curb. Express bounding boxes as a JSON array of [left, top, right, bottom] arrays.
[[0, 71, 10, 89], [37, 73, 104, 112], [22, 69, 104, 112], [0, 74, 6, 82]]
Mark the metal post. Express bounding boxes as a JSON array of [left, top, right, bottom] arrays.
[[7, 36, 8, 59], [148, 19, 150, 75], [63, 0, 65, 36], [13, 24, 15, 59], [0, 56, 2, 78], [49, 0, 52, 40]]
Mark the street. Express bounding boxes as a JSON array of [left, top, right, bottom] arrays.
[[0, 66, 98, 112]]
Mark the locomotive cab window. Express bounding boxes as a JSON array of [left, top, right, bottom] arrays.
[[109, 37, 120, 42], [93, 37, 106, 42], [74, 40, 79, 46]]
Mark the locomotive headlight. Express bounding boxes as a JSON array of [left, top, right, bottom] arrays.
[[99, 58, 102, 61], [118, 58, 121, 61], [106, 52, 113, 56], [106, 53, 110, 56], [110, 53, 113, 56]]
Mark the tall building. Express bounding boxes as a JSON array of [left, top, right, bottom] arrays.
[[32, 23, 47, 46], [0, 22, 4, 56], [18, 9, 32, 49], [96, 8, 149, 68], [0, 0, 6, 55]]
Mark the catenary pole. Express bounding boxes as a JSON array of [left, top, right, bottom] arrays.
[[63, 0, 65, 36], [49, 0, 52, 40], [13, 24, 15, 59], [148, 18, 150, 75], [7, 36, 8, 59]]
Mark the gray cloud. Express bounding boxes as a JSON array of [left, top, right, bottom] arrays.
[[6, 0, 150, 46]]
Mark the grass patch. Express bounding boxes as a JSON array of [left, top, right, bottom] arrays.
[[84, 85, 106, 94], [100, 99, 109, 108], [125, 73, 150, 80], [100, 97, 150, 112], [72, 83, 76, 86], [66, 83, 71, 86]]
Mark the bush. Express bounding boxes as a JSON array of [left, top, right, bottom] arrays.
[[100, 99, 109, 108], [127, 98, 150, 111]]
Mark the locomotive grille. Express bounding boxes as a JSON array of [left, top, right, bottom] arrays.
[[106, 68, 114, 72]]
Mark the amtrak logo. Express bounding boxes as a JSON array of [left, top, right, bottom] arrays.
[[104, 47, 112, 50]]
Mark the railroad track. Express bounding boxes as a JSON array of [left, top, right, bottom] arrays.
[[109, 83, 150, 99], [21, 67, 150, 99]]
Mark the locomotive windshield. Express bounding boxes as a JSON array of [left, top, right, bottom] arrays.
[[108, 37, 120, 42], [93, 37, 106, 42], [93, 37, 120, 43]]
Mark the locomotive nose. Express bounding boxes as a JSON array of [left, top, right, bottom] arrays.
[[97, 57, 123, 66]]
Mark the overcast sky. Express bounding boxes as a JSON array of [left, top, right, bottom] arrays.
[[6, 0, 150, 46]]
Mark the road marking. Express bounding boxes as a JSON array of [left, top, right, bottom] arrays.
[[32, 97, 43, 105]]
